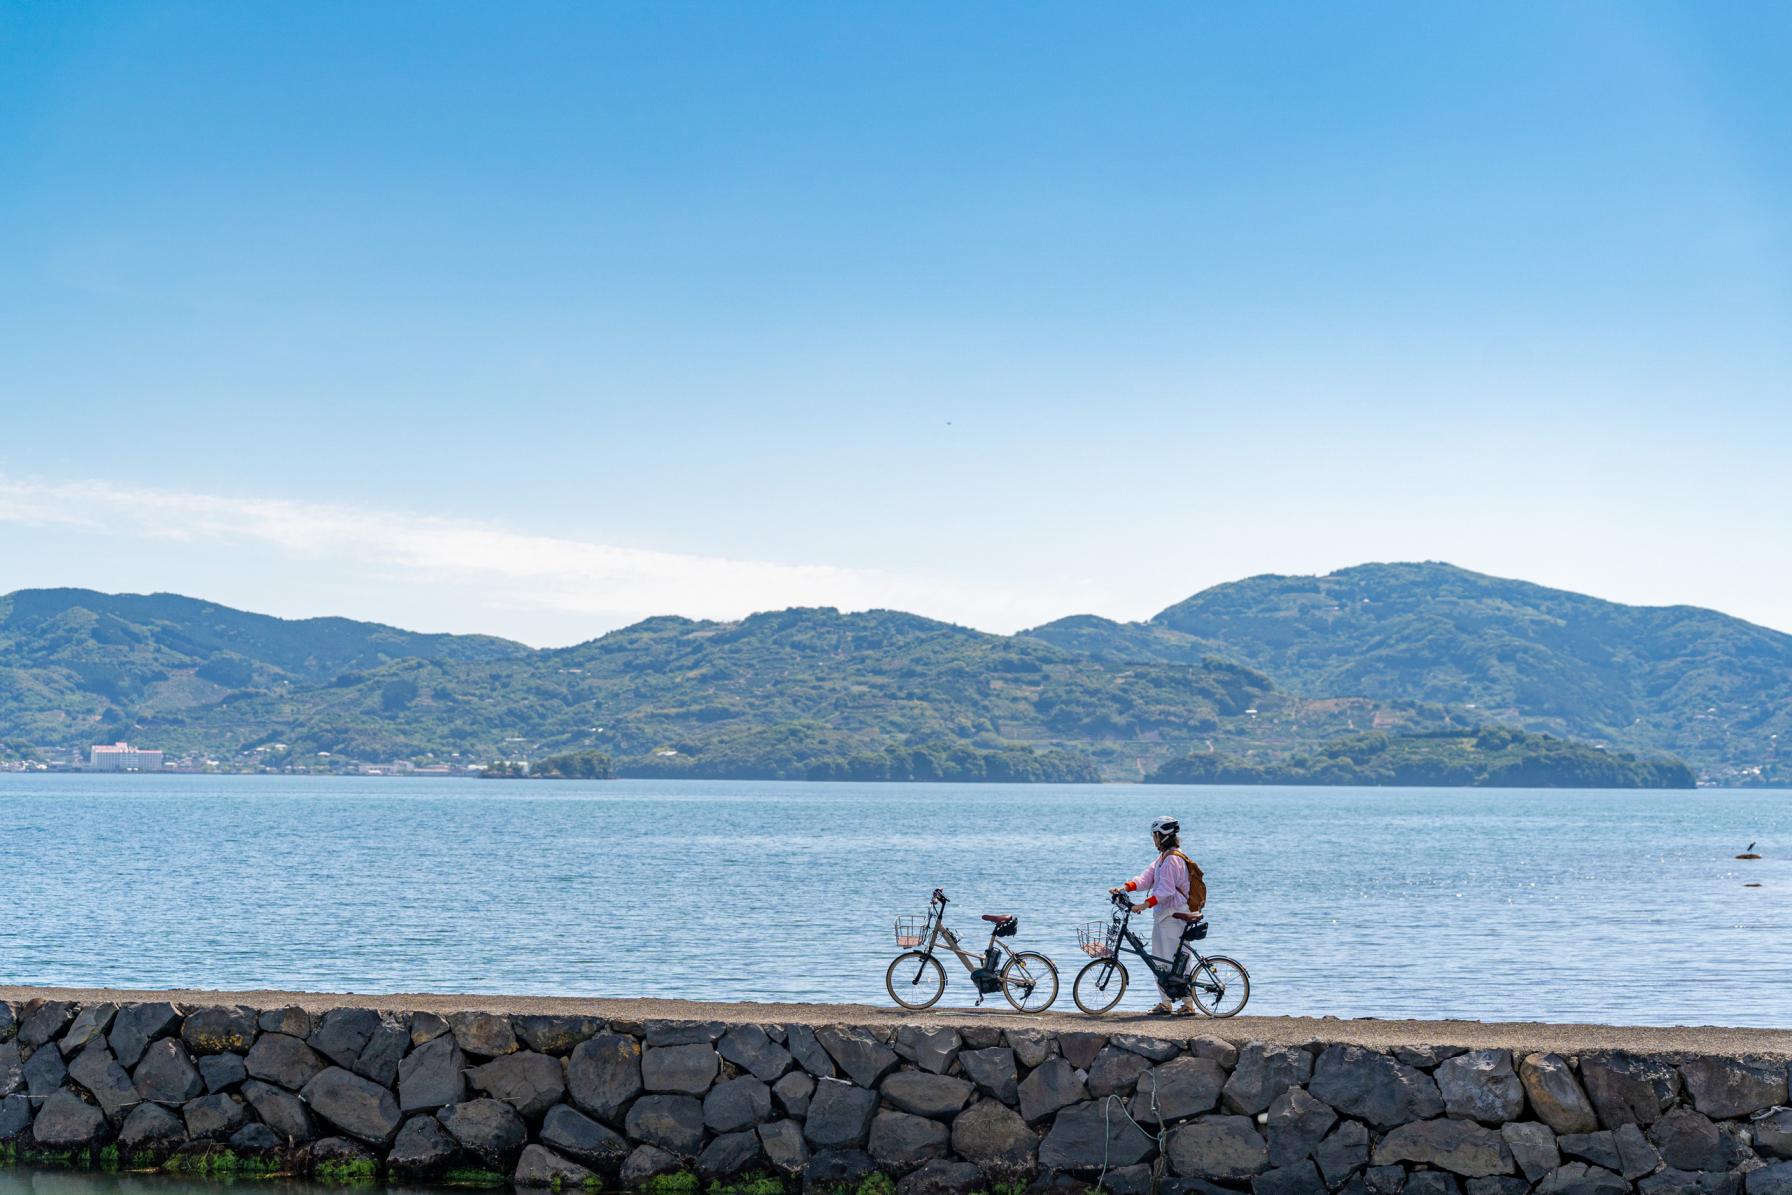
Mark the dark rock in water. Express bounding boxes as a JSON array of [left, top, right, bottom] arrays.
[[786, 1023, 836, 1079], [642, 1043, 719, 1095], [959, 1047, 1021, 1105], [514, 1142, 595, 1188], [882, 1071, 974, 1119], [353, 1015, 411, 1087], [1037, 1098, 1155, 1172], [24, 1039, 69, 1098], [118, 1103, 186, 1154], [398, 1035, 465, 1113], [515, 1015, 604, 1056], [198, 1051, 247, 1093], [1650, 1108, 1730, 1172], [645, 1020, 725, 1047], [1680, 1057, 1788, 1120], [899, 1159, 988, 1195], [1133, 1057, 1229, 1124], [182, 1091, 249, 1141], [1266, 1086, 1338, 1167], [539, 1104, 628, 1168], [759, 1118, 809, 1174], [566, 1033, 642, 1123], [32, 1089, 108, 1150], [468, 1049, 565, 1120], [1580, 1052, 1681, 1128], [620, 1143, 682, 1185], [109, 1003, 180, 1069], [133, 1038, 204, 1104], [703, 1075, 773, 1134], [247, 1032, 327, 1091], [698, 1128, 765, 1178], [67, 1043, 136, 1124], [181, 1005, 258, 1055], [388, 1115, 460, 1177], [1315, 1120, 1370, 1187], [1437, 1050, 1525, 1125], [1020, 1058, 1090, 1124], [310, 1008, 382, 1069], [228, 1122, 282, 1153], [60, 1003, 118, 1055], [895, 1026, 963, 1075], [1520, 1054, 1600, 1135], [807, 1148, 877, 1184], [243, 1078, 318, 1144], [818, 1025, 900, 1088], [870, 1109, 951, 1168], [951, 1099, 1037, 1176], [1086, 1045, 1153, 1099], [1226, 1044, 1316, 1116], [1309, 1046, 1443, 1128], [449, 1012, 518, 1058], [304, 1136, 379, 1178], [718, 1024, 794, 1082], [804, 1080, 880, 1150], [1255, 1160, 1329, 1195], [772, 1069, 815, 1118], [18, 1001, 74, 1048], [260, 1006, 313, 1038], [301, 1065, 403, 1144], [622, 1093, 705, 1157], [1503, 1120, 1563, 1181], [438, 1097, 529, 1167], [0, 1094, 30, 1141], [1166, 1115, 1271, 1180], [1373, 1117, 1515, 1177]]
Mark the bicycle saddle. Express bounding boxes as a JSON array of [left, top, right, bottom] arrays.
[[980, 914, 1014, 923], [1171, 912, 1205, 922]]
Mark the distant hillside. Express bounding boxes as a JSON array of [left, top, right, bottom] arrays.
[[1028, 563, 1790, 783], [1148, 726, 1695, 789]]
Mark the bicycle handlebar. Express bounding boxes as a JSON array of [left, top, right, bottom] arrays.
[[932, 888, 949, 907], [1110, 889, 1132, 911]]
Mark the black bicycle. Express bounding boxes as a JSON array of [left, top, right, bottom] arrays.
[[1071, 889, 1249, 1016], [885, 888, 1059, 1012]]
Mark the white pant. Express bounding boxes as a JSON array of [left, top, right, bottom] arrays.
[[1152, 914, 1185, 1002]]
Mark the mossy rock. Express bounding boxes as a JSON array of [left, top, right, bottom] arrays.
[[442, 1168, 511, 1188]]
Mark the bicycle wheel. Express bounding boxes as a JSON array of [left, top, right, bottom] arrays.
[[1189, 955, 1250, 1018], [1072, 957, 1128, 1015], [1000, 951, 1059, 1013], [885, 951, 946, 1010]]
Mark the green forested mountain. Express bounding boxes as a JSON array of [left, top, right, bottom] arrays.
[[0, 570, 1755, 784], [1148, 726, 1696, 789], [1027, 563, 1790, 783]]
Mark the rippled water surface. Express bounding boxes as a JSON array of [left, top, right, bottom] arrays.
[[1, 774, 1787, 1026]]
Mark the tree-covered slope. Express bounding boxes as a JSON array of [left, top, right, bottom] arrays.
[[1030, 563, 1789, 781]]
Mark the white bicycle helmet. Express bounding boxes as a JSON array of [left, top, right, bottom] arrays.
[[1150, 815, 1180, 836]]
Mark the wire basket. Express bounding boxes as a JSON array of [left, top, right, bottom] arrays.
[[1078, 920, 1119, 959], [894, 916, 929, 949]]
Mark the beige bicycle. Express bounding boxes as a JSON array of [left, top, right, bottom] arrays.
[[885, 888, 1059, 1012]]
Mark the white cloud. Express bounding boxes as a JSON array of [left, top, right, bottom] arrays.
[[0, 475, 1064, 639]]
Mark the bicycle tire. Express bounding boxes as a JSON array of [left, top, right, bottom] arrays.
[[1189, 955, 1250, 1017], [1072, 956, 1128, 1015], [1000, 950, 1059, 1013], [885, 951, 947, 1010]]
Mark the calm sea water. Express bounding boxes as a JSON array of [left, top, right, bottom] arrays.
[[0, 774, 1787, 1027]]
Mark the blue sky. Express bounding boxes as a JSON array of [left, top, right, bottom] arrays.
[[2, 2, 1788, 645]]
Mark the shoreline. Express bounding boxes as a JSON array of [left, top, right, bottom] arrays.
[[3, 985, 1788, 1058]]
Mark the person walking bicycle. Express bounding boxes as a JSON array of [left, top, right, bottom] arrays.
[[1108, 815, 1206, 1015]]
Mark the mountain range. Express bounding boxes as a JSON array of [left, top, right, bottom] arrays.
[[0, 563, 1782, 785]]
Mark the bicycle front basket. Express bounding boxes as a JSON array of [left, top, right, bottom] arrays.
[[1077, 920, 1118, 959], [894, 916, 928, 949]]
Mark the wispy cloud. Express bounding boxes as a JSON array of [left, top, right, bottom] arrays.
[[0, 475, 1060, 639]]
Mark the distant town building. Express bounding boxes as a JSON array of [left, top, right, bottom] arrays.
[[88, 742, 165, 772]]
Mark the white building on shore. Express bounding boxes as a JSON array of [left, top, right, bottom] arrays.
[[88, 742, 165, 772]]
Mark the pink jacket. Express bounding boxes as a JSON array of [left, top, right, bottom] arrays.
[[1125, 852, 1190, 915]]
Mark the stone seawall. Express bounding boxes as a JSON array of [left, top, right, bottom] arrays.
[[0, 994, 1790, 1195]]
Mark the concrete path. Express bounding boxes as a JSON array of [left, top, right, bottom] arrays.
[[3, 985, 1788, 1057]]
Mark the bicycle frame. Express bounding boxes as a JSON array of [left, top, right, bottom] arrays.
[[910, 904, 1018, 980], [1089, 903, 1206, 996]]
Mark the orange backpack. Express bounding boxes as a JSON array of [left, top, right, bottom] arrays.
[[1164, 849, 1206, 913]]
